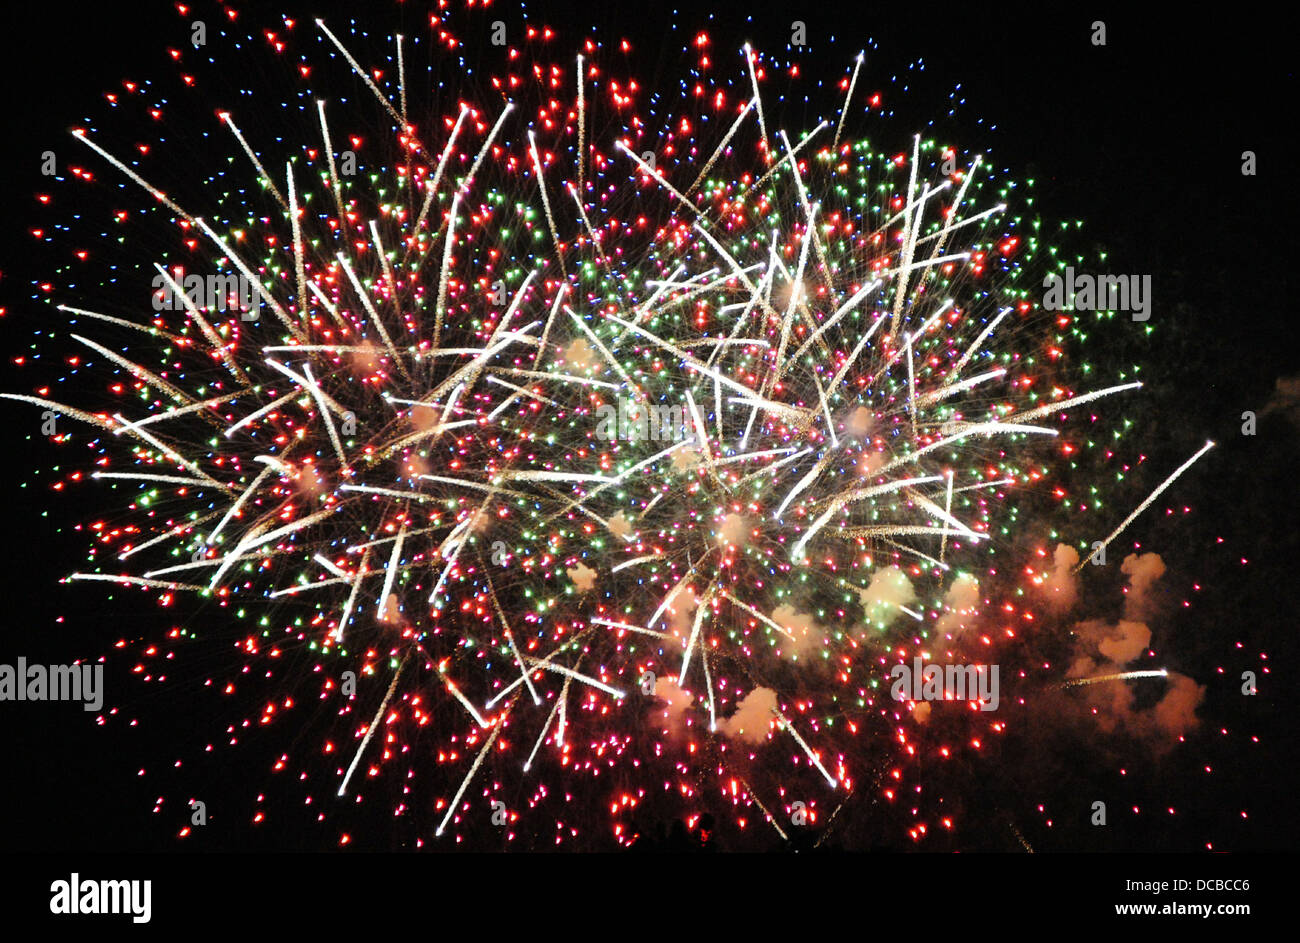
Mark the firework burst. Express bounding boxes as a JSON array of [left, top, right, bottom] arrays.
[[8, 4, 1184, 848]]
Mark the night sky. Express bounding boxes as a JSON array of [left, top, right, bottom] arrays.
[[0, 0, 1293, 867]]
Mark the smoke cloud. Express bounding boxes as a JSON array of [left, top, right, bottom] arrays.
[[857, 566, 916, 626], [717, 686, 777, 744], [935, 574, 981, 636], [771, 603, 824, 657], [1061, 551, 1204, 746], [1037, 544, 1080, 612], [1120, 551, 1166, 621]]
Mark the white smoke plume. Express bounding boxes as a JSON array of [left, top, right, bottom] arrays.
[[1063, 550, 1203, 746], [1036, 544, 1080, 612], [935, 574, 981, 637], [717, 686, 777, 744], [857, 566, 916, 626], [771, 603, 824, 658]]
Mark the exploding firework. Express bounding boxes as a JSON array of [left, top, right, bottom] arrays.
[[7, 3, 1211, 849]]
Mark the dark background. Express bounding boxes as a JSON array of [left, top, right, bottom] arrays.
[[0, 0, 1294, 855]]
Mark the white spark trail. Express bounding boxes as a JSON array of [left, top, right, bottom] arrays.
[[412, 105, 468, 245], [316, 99, 346, 226], [435, 712, 504, 838], [71, 130, 189, 219], [678, 585, 713, 685], [1073, 441, 1215, 573], [1000, 382, 1143, 426], [833, 52, 865, 148], [591, 617, 669, 638], [524, 659, 626, 700], [720, 592, 796, 640], [752, 122, 828, 192], [687, 97, 756, 198], [193, 216, 303, 340], [338, 654, 407, 796], [576, 53, 586, 196], [486, 572, 541, 706], [315, 19, 407, 131], [774, 709, 838, 788], [952, 306, 1012, 377], [376, 524, 407, 616], [743, 45, 769, 154], [145, 268, 245, 381], [529, 130, 566, 278], [221, 113, 286, 209], [1064, 669, 1168, 688], [433, 190, 462, 348], [792, 475, 946, 562]]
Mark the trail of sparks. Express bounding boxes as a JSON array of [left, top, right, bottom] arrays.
[[1074, 440, 1216, 573], [1063, 669, 1169, 688]]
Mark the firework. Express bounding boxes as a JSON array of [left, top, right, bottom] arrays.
[[8, 5, 1187, 849]]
